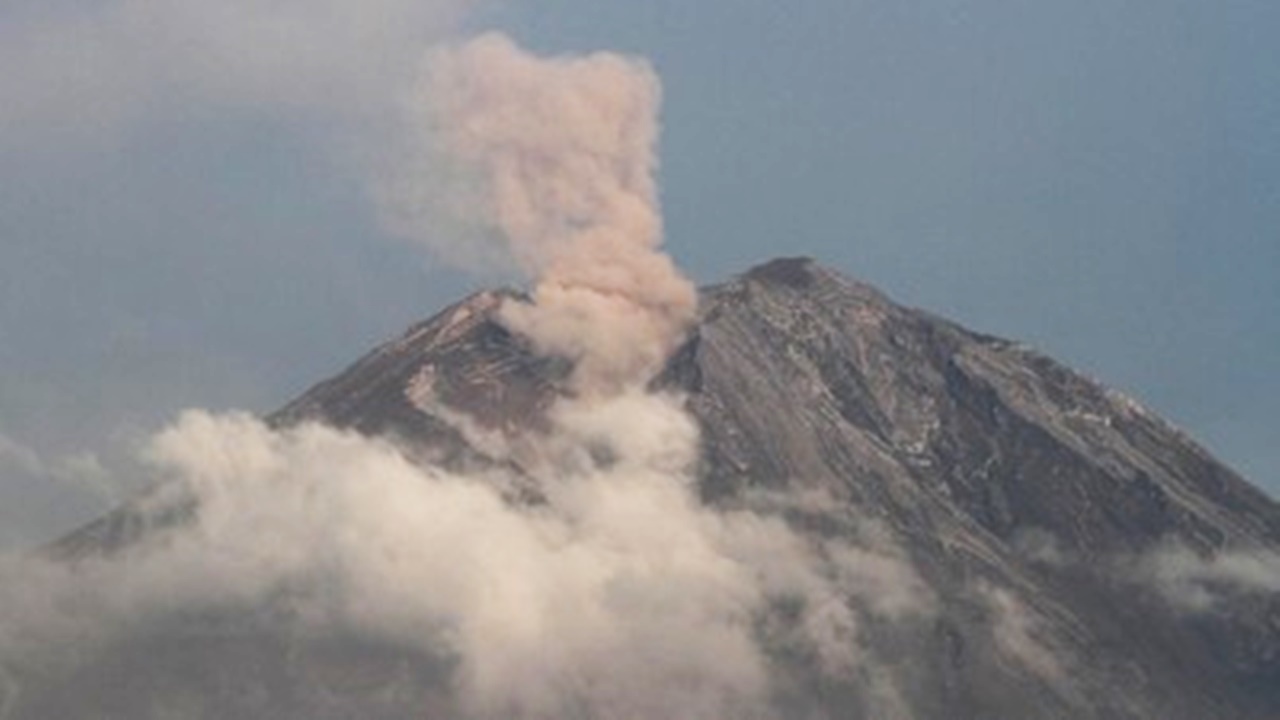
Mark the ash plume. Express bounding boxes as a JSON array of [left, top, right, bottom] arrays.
[[386, 33, 697, 394]]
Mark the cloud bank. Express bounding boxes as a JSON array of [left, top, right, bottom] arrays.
[[0, 398, 921, 718]]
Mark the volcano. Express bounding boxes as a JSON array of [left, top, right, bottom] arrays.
[[12, 257, 1280, 720]]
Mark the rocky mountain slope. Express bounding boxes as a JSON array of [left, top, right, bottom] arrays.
[[13, 258, 1280, 720]]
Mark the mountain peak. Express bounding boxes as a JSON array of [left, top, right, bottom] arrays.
[[744, 256, 824, 288], [731, 255, 892, 309]]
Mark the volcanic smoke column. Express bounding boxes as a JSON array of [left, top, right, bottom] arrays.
[[423, 33, 697, 394]]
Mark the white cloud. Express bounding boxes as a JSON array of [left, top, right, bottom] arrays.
[[1, 394, 913, 718], [1143, 543, 1280, 612]]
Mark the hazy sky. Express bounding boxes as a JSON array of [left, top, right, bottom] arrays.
[[1, 0, 1277, 546]]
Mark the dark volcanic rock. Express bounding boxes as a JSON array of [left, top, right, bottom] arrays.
[[15, 258, 1280, 720]]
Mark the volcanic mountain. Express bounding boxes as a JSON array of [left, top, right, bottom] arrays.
[[12, 257, 1280, 720]]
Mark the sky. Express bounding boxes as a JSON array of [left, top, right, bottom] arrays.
[[1, 0, 1277, 547]]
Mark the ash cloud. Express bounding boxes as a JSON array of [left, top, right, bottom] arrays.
[[380, 33, 697, 395]]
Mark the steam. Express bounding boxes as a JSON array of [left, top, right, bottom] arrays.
[[154, 403, 785, 718], [383, 33, 697, 393], [0, 400, 895, 719]]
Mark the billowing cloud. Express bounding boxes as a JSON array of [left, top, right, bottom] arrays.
[[0, 396, 925, 718], [379, 33, 697, 394]]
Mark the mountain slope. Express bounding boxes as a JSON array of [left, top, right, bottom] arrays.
[[16, 258, 1280, 720], [264, 256, 1280, 719]]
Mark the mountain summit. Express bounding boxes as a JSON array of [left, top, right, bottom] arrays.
[[14, 258, 1280, 720]]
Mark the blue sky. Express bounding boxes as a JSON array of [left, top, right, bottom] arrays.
[[1, 0, 1277, 545]]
